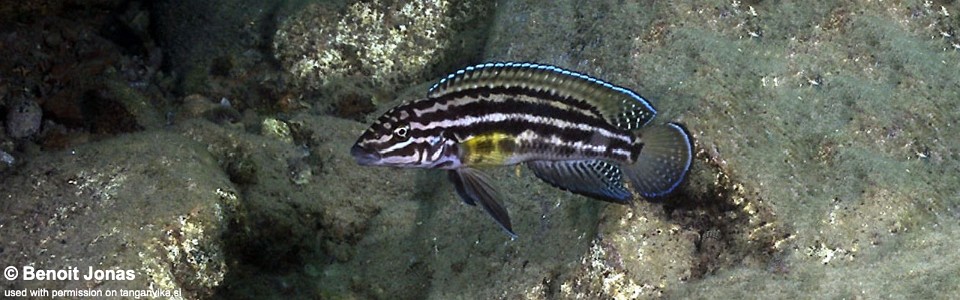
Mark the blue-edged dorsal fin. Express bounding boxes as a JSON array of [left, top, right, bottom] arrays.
[[526, 160, 632, 204], [428, 62, 658, 131], [449, 168, 516, 238], [622, 123, 693, 198]]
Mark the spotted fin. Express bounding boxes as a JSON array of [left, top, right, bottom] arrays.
[[526, 160, 632, 204], [623, 123, 693, 198], [428, 62, 658, 131], [448, 168, 516, 237]]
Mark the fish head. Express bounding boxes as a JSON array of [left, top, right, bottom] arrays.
[[351, 102, 459, 169]]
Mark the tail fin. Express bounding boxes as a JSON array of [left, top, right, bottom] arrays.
[[623, 123, 693, 198]]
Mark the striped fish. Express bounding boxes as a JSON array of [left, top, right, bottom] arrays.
[[351, 62, 692, 237]]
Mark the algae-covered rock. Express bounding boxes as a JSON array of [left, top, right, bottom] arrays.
[[273, 0, 494, 107], [480, 0, 960, 298], [3, 0, 957, 299], [199, 1, 958, 298], [179, 113, 420, 298], [0, 132, 234, 299], [261, 118, 293, 144]]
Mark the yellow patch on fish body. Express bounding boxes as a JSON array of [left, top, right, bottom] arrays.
[[460, 131, 517, 166]]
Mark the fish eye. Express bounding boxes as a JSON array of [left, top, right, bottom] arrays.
[[393, 125, 409, 139]]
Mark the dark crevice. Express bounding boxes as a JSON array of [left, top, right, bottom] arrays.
[[658, 146, 788, 280]]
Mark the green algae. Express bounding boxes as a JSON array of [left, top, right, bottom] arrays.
[[273, 0, 495, 108]]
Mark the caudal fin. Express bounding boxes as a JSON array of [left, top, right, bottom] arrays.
[[623, 123, 693, 198]]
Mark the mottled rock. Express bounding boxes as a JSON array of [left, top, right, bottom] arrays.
[[261, 118, 292, 144], [5, 98, 42, 138], [0, 132, 234, 299], [480, 0, 960, 298], [1, 0, 957, 299], [273, 0, 494, 106], [173, 114, 418, 298]]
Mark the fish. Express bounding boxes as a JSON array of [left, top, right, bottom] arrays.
[[350, 62, 693, 237]]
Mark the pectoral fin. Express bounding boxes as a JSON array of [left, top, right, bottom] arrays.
[[448, 170, 475, 206], [449, 168, 516, 237]]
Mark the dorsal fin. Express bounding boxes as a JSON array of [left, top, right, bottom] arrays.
[[428, 62, 658, 131]]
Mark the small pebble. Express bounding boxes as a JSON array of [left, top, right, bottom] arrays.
[[262, 118, 293, 144], [0, 149, 13, 166], [6, 98, 42, 138]]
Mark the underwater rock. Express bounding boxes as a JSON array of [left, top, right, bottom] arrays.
[[179, 94, 218, 119], [273, 0, 494, 106], [177, 94, 242, 125], [0, 132, 234, 298], [81, 81, 164, 135], [479, 1, 960, 299], [261, 118, 292, 144], [0, 150, 17, 167], [152, 0, 276, 85], [5, 98, 42, 138]]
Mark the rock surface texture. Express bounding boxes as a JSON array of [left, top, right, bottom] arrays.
[[0, 0, 957, 299]]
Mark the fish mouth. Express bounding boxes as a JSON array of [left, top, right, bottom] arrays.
[[350, 144, 381, 165]]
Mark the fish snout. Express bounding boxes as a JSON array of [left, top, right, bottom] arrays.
[[351, 143, 381, 165]]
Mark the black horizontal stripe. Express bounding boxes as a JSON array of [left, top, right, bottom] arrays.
[[410, 87, 609, 127], [415, 97, 614, 137], [414, 118, 634, 162]]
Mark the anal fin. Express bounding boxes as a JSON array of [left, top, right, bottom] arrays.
[[448, 168, 516, 237], [526, 160, 632, 204]]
